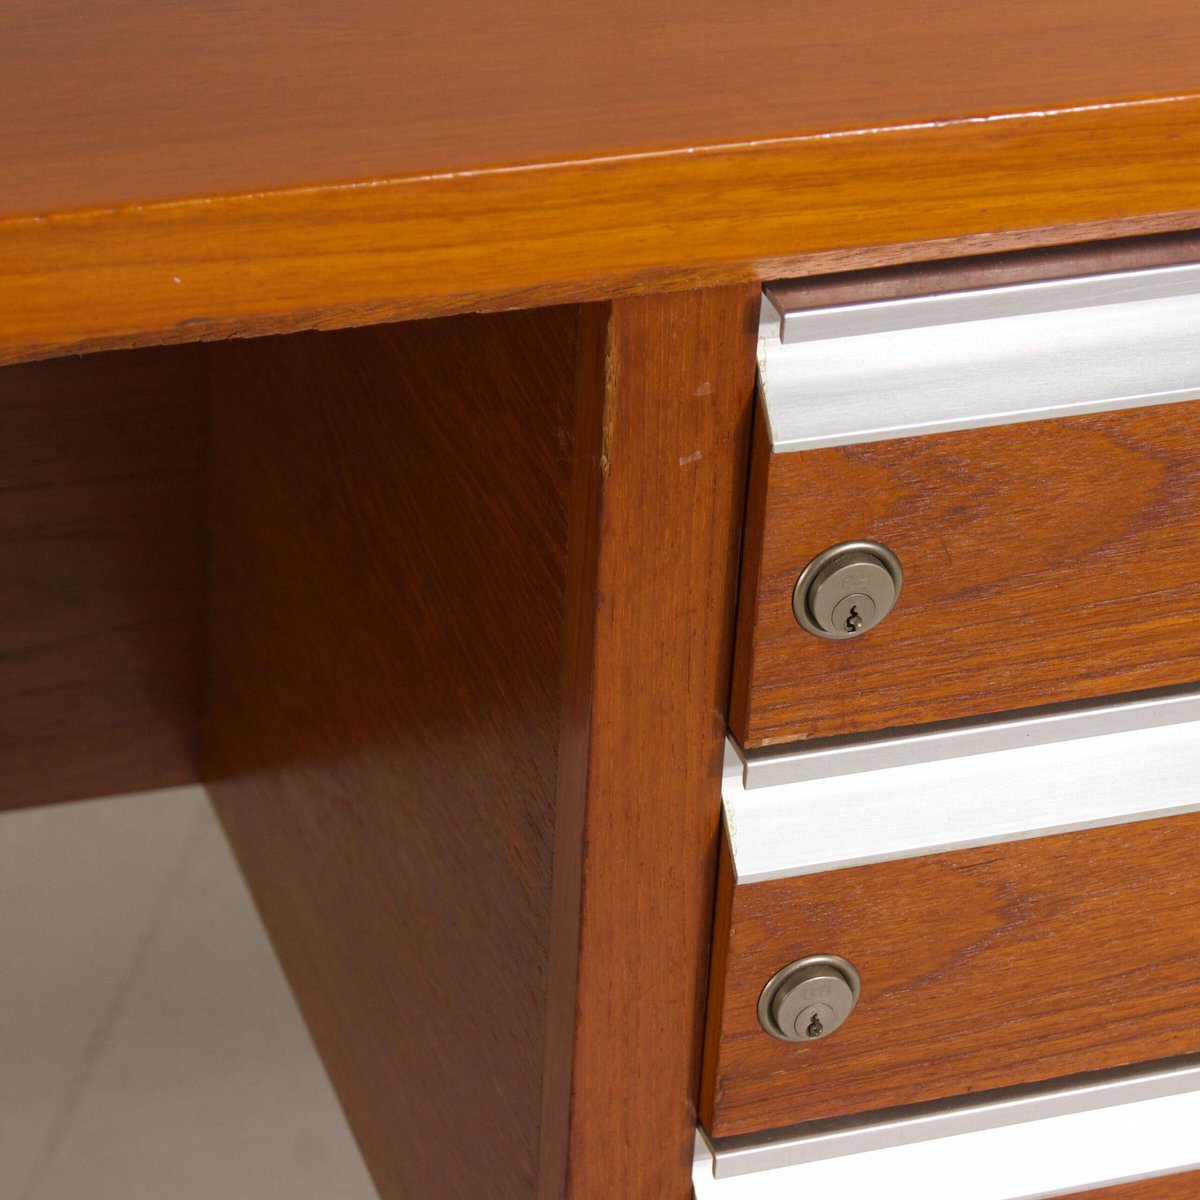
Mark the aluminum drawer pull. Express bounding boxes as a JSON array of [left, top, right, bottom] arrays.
[[757, 261, 1200, 453], [694, 1056, 1200, 1197], [722, 687, 1200, 884]]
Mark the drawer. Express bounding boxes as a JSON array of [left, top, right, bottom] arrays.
[[729, 257, 1200, 749], [699, 696, 1200, 1141]]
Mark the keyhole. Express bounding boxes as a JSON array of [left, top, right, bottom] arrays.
[[844, 605, 862, 633], [806, 1013, 824, 1038]]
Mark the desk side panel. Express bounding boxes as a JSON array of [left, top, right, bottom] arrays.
[[206, 308, 583, 1199]]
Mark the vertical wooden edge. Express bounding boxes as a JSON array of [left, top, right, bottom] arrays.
[[537, 300, 612, 1200], [727, 404, 771, 747], [543, 284, 760, 1199], [698, 829, 738, 1128]]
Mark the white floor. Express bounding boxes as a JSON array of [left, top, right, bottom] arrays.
[[0, 787, 379, 1200]]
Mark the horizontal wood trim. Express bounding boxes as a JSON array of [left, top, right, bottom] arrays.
[[732, 399, 1200, 746], [5, 99, 1200, 363], [701, 812, 1200, 1138], [0, 348, 205, 808]]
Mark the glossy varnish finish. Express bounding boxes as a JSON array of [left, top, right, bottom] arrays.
[[6, 0, 1200, 360], [8, 0, 1200, 218], [700, 813, 1200, 1138], [731, 400, 1200, 746], [5, 112, 1200, 367], [0, 347, 205, 809], [206, 308, 582, 1199], [541, 287, 760, 1199]]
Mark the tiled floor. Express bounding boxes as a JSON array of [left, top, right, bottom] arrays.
[[0, 788, 379, 1200]]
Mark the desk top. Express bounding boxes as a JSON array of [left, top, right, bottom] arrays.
[[4, 1, 1200, 362]]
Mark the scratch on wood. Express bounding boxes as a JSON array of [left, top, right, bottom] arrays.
[[600, 319, 619, 478]]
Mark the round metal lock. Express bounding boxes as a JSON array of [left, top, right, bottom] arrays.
[[757, 955, 861, 1043], [792, 541, 903, 639]]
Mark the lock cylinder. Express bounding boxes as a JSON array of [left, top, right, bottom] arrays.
[[758, 955, 861, 1043], [793, 541, 902, 639]]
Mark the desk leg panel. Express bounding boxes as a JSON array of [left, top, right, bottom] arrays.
[[206, 307, 584, 1200], [541, 287, 760, 1200]]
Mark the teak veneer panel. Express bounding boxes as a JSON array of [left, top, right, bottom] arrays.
[[206, 307, 581, 1199], [6, 0, 1200, 361], [700, 813, 1200, 1139], [732, 400, 1200, 747], [0, 347, 205, 808]]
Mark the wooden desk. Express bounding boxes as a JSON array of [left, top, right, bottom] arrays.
[[4, 4, 1200, 1196]]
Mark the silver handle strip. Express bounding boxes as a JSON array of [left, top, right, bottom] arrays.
[[723, 689, 1200, 884], [695, 1057, 1200, 1187], [765, 261, 1200, 345], [756, 262, 1200, 452], [735, 685, 1200, 790]]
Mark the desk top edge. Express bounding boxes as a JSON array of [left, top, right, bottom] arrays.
[[5, 91, 1200, 363]]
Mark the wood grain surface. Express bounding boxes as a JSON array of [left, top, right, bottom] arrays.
[[0, 348, 205, 809], [206, 307, 583, 1199], [5, 0, 1200, 364], [731, 400, 1200, 747], [8, 0, 1200, 219], [541, 287, 759, 1199], [1069, 1172, 1200, 1198], [701, 813, 1200, 1138]]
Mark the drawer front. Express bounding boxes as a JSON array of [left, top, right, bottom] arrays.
[[730, 255, 1200, 749], [730, 399, 1200, 747], [700, 810, 1200, 1139], [1072, 1176, 1200, 1199]]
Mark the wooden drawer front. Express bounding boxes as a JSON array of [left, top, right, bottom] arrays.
[[699, 811, 1200, 1140], [730, 399, 1200, 748], [1073, 1176, 1200, 1200]]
